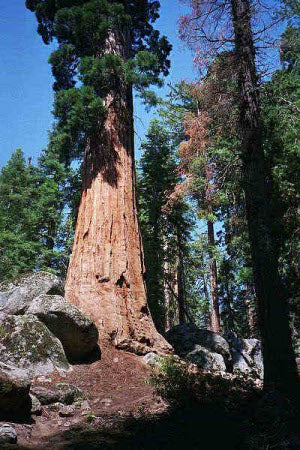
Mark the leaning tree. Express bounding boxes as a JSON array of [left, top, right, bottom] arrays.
[[26, 0, 173, 355]]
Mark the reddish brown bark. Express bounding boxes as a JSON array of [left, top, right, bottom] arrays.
[[163, 240, 171, 332], [207, 220, 220, 333], [65, 31, 172, 356]]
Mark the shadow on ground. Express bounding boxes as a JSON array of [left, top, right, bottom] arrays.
[[20, 405, 247, 450]]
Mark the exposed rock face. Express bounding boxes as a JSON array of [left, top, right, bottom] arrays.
[[166, 324, 231, 370], [0, 362, 31, 419], [225, 331, 263, 379], [165, 325, 264, 378], [27, 295, 100, 363], [186, 345, 227, 372], [0, 424, 17, 445], [0, 272, 64, 315], [0, 314, 71, 376]]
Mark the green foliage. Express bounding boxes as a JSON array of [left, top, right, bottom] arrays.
[[138, 119, 193, 330], [26, 0, 171, 167], [157, 75, 255, 335], [52, 86, 106, 163], [262, 25, 300, 298], [0, 148, 67, 282]]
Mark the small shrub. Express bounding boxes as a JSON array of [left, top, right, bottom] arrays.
[[85, 411, 96, 423]]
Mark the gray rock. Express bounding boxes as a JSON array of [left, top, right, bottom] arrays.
[[143, 352, 162, 368], [30, 394, 42, 415], [225, 331, 263, 379], [166, 324, 232, 370], [48, 402, 64, 412], [59, 404, 76, 417], [31, 383, 83, 406], [0, 314, 71, 376], [0, 424, 17, 445], [186, 345, 227, 372], [27, 294, 100, 363], [80, 400, 91, 412], [0, 272, 64, 315], [0, 363, 31, 419]]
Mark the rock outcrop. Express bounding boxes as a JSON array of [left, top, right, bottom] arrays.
[[0, 424, 17, 445], [27, 294, 100, 363], [185, 345, 227, 372], [165, 324, 263, 378], [225, 331, 263, 379], [0, 272, 64, 315], [0, 362, 31, 419], [0, 272, 101, 376], [166, 324, 232, 371], [0, 314, 71, 376]]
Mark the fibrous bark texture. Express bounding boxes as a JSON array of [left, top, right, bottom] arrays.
[[65, 31, 172, 356]]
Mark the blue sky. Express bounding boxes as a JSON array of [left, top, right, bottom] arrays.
[[0, 1, 197, 168]]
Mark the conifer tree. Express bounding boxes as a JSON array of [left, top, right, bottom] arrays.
[[0, 150, 40, 280], [26, 0, 172, 354], [0, 149, 65, 280], [179, 0, 298, 392], [138, 119, 192, 332]]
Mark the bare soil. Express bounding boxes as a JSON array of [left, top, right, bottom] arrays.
[[1, 346, 168, 449]]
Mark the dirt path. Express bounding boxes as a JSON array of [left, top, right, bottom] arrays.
[[8, 347, 167, 449]]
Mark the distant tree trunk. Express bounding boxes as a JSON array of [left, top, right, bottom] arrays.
[[202, 272, 211, 329], [223, 278, 235, 332], [231, 0, 298, 391], [176, 230, 186, 324], [163, 239, 171, 332], [163, 259, 171, 332], [207, 220, 220, 333], [65, 29, 172, 356], [245, 285, 256, 337]]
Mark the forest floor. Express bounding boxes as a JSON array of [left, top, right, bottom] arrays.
[[2, 347, 299, 449]]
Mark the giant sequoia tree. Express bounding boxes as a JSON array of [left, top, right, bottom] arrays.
[[26, 0, 172, 354]]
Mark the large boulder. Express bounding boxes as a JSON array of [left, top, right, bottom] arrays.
[[0, 362, 31, 419], [30, 383, 84, 406], [0, 424, 17, 445], [27, 294, 100, 363], [166, 324, 232, 370], [0, 314, 71, 376], [0, 272, 64, 315], [225, 331, 263, 379], [185, 345, 227, 372]]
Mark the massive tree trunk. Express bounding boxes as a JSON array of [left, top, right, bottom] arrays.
[[65, 30, 172, 356], [231, 0, 298, 392]]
